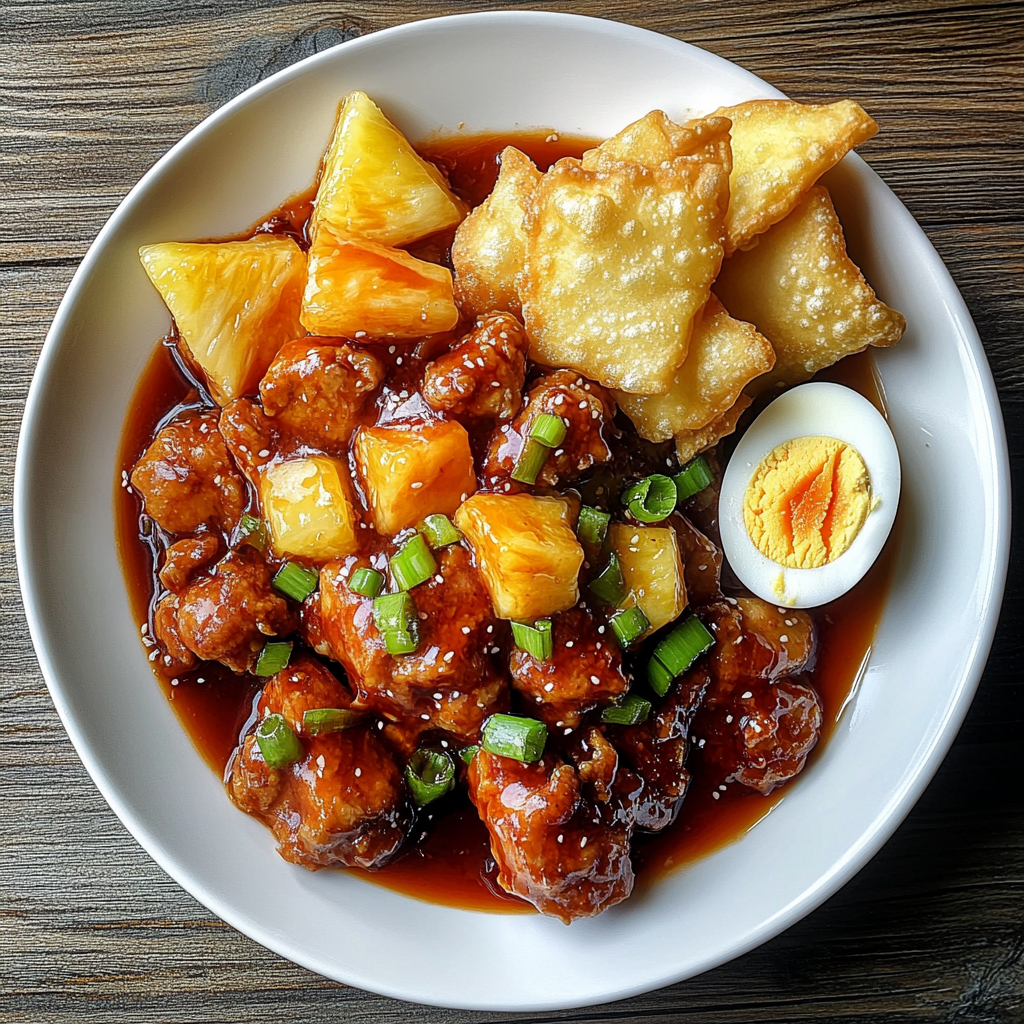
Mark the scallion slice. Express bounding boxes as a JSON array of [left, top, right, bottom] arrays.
[[254, 640, 292, 677], [609, 605, 650, 648], [577, 505, 610, 548], [372, 591, 415, 633], [302, 707, 362, 735], [530, 412, 568, 449], [391, 532, 438, 591], [272, 561, 319, 602], [510, 438, 550, 485], [236, 513, 269, 552], [648, 615, 715, 696], [460, 744, 480, 765], [588, 552, 626, 607], [481, 713, 548, 763], [421, 513, 461, 549], [510, 619, 554, 660], [255, 713, 303, 769], [601, 693, 652, 725], [348, 567, 384, 598], [673, 455, 714, 503], [623, 474, 678, 524], [384, 628, 418, 656], [405, 748, 456, 806]]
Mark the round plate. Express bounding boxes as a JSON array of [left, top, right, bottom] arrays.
[[14, 11, 1010, 1011]]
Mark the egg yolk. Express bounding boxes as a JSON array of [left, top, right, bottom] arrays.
[[743, 435, 871, 569]]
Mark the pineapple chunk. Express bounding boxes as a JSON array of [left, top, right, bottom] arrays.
[[139, 237, 305, 405], [260, 456, 358, 561], [354, 420, 476, 535], [608, 523, 687, 635], [312, 90, 466, 248], [302, 229, 459, 338], [454, 493, 583, 620]]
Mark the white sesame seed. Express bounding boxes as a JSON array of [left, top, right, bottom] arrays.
[[421, 713, 430, 720], [580, 836, 588, 848], [355, 767, 362, 777], [590, 675, 600, 685], [565, 640, 574, 648], [712, 791, 720, 800], [461, 625, 471, 634], [443, 651, 455, 662], [433, 692, 443, 700], [725, 714, 733, 724], [741, 691, 753, 699], [719, 784, 727, 792], [779, 634, 789, 643], [557, 833, 564, 843]]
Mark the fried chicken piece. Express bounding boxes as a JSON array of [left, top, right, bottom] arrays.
[[166, 550, 297, 673], [259, 338, 383, 450], [468, 743, 637, 923], [508, 606, 628, 729], [227, 655, 411, 868], [152, 593, 196, 671], [482, 369, 615, 489], [218, 397, 278, 487], [157, 535, 220, 592], [422, 312, 529, 423], [130, 411, 245, 534]]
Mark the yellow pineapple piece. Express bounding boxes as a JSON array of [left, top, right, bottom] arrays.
[[454, 493, 583, 621], [260, 456, 358, 561], [312, 90, 466, 248], [608, 523, 687, 635], [302, 228, 459, 338], [353, 420, 476, 535], [139, 237, 305, 405]]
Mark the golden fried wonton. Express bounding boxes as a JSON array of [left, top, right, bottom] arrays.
[[581, 111, 732, 171], [675, 394, 752, 464], [521, 140, 730, 394], [451, 147, 541, 318], [713, 99, 877, 253], [614, 295, 774, 441], [714, 186, 905, 393]]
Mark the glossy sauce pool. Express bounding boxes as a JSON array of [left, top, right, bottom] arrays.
[[116, 132, 896, 913]]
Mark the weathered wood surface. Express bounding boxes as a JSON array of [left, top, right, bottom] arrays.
[[2, 2, 1022, 1021]]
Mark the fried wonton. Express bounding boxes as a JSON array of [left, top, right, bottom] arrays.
[[581, 110, 732, 171], [674, 394, 752, 464], [714, 186, 905, 393], [614, 295, 774, 441], [451, 146, 541, 318], [521, 139, 730, 395], [713, 98, 877, 253]]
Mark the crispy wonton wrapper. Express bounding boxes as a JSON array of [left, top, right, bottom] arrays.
[[581, 110, 732, 171], [714, 186, 905, 393], [521, 127, 731, 394], [675, 394, 752, 464], [613, 295, 774, 442], [713, 98, 877, 254], [451, 147, 541, 319]]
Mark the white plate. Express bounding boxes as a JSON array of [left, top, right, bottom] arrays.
[[14, 11, 1010, 1011]]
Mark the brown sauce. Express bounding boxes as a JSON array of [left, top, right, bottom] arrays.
[[115, 132, 895, 914]]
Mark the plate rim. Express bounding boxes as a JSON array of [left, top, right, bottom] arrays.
[[13, 9, 1012, 1011]]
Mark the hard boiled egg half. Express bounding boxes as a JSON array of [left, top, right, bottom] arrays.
[[719, 382, 900, 608]]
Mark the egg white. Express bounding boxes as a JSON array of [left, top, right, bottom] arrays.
[[719, 382, 901, 608]]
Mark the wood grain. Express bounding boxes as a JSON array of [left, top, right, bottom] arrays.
[[2, 2, 1022, 1021]]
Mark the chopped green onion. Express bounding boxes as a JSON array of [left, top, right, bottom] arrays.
[[272, 561, 319, 602], [460, 744, 480, 765], [348, 567, 384, 598], [384, 628, 419, 656], [254, 640, 292, 677], [510, 438, 550, 485], [302, 707, 362, 735], [588, 552, 627, 606], [674, 455, 714, 503], [391, 533, 438, 591], [577, 505, 610, 548], [610, 605, 650, 648], [623, 474, 678, 524], [481, 713, 548, 763], [236, 513, 269, 552], [405, 748, 456, 806], [421, 513, 461, 549], [510, 619, 554, 660], [372, 591, 415, 633], [601, 693, 652, 725], [255, 713, 303, 769], [648, 615, 715, 695], [530, 412, 568, 448]]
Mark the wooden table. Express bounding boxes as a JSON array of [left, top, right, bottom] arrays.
[[3, 2, 1021, 1020]]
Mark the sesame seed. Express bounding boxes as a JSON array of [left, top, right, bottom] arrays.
[[411, 481, 423, 489], [434, 574, 444, 584], [565, 640, 574, 648], [725, 714, 733, 724], [355, 767, 362, 777], [557, 833, 564, 843], [741, 691, 753, 699], [421, 713, 430, 720], [544, 682, 554, 692], [461, 626, 471, 634], [443, 651, 454, 662], [433, 692, 443, 700], [719, 784, 727, 792], [580, 836, 588, 848], [590, 675, 600, 685], [564, 727, 572, 735], [712, 791, 720, 800]]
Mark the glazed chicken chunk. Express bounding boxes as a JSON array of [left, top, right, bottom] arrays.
[[228, 656, 412, 869], [130, 410, 245, 533]]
